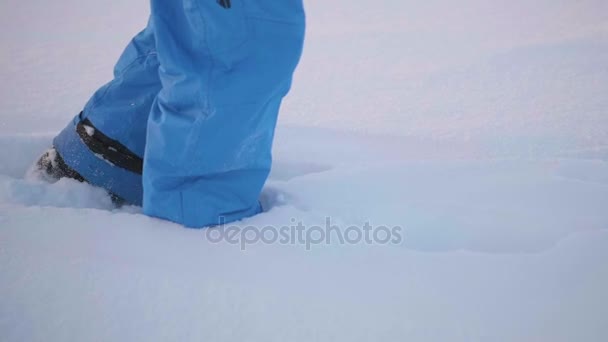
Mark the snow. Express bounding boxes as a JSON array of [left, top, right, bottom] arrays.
[[1, 1, 608, 341], [83, 124, 95, 137]]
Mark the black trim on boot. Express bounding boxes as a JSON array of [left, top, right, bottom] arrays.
[[75, 113, 144, 175]]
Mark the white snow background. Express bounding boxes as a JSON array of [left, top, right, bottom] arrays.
[[1, 0, 608, 341]]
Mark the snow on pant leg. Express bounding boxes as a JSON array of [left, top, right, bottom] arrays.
[[144, 0, 305, 227], [53, 20, 161, 205]]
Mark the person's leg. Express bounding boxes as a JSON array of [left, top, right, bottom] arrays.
[[143, 0, 305, 227], [51, 19, 161, 205]]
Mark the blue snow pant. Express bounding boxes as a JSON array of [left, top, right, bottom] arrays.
[[53, 1, 305, 228]]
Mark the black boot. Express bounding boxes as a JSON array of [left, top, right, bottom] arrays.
[[33, 147, 126, 206], [34, 148, 86, 183]]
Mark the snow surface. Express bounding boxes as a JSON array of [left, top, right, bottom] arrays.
[[1, 0, 608, 341]]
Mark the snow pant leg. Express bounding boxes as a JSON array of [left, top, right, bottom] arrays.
[[81, 20, 161, 157], [53, 19, 161, 205], [143, 0, 306, 227]]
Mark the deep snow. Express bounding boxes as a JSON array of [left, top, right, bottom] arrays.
[[1, 0, 608, 341]]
